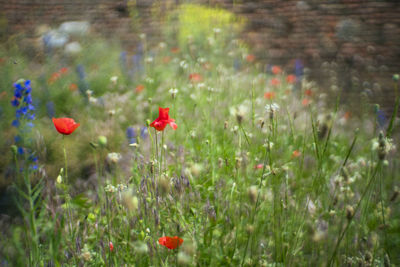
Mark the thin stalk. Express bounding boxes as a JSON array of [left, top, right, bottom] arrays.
[[241, 141, 270, 266], [387, 82, 399, 138], [328, 161, 382, 266]]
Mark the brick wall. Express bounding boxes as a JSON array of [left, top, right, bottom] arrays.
[[212, 0, 400, 110], [2, 0, 400, 108]]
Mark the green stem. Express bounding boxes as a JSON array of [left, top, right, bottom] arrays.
[[62, 136, 68, 184], [328, 161, 382, 266]]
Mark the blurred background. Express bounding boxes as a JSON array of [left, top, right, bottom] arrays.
[[2, 0, 400, 109]]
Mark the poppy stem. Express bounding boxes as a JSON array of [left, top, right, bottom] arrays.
[[62, 135, 68, 184]]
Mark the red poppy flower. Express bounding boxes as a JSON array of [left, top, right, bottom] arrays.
[[246, 54, 255, 63], [136, 84, 145, 93], [304, 89, 313, 96], [189, 73, 203, 83], [344, 111, 351, 120], [109, 242, 114, 252], [286, 74, 296, 84], [59, 67, 68, 74], [254, 164, 264, 169], [264, 91, 276, 100], [48, 72, 61, 84], [291, 150, 301, 158], [302, 98, 311, 107], [271, 66, 282, 75], [270, 78, 280, 87], [150, 107, 177, 131], [69, 83, 78, 91], [170, 47, 180, 54], [162, 56, 171, 64], [158, 236, 183, 250], [52, 117, 80, 135]]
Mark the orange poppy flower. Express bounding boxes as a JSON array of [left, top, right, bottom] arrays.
[[48, 72, 61, 84], [286, 74, 296, 84], [271, 66, 282, 75], [170, 47, 180, 54], [292, 150, 301, 158], [304, 89, 313, 96], [246, 54, 255, 63], [264, 91, 276, 100], [302, 98, 311, 106], [59, 67, 68, 74], [158, 236, 183, 250], [136, 84, 145, 93], [189, 73, 203, 83], [52, 118, 80, 135], [270, 78, 280, 87], [162, 56, 171, 64], [69, 83, 78, 91]]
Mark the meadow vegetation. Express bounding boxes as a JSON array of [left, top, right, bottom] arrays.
[[0, 4, 399, 266]]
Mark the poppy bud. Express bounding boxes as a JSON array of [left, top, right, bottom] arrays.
[[158, 175, 170, 195], [390, 186, 399, 202], [248, 186, 258, 204], [346, 205, 354, 220], [109, 242, 114, 252], [235, 157, 242, 169], [246, 224, 254, 234], [11, 145, 17, 155], [146, 119, 151, 127], [224, 121, 228, 129], [98, 136, 107, 146], [236, 114, 243, 125], [218, 157, 223, 168], [393, 74, 399, 81]]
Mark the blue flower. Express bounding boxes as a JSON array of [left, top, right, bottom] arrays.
[[14, 135, 21, 143], [46, 101, 55, 118], [10, 79, 38, 171], [294, 59, 304, 78], [24, 94, 32, 104], [76, 64, 86, 80], [17, 147, 24, 155], [234, 59, 241, 72], [377, 110, 386, 128], [11, 98, 20, 107], [140, 126, 148, 139], [126, 126, 137, 144], [12, 119, 20, 127]]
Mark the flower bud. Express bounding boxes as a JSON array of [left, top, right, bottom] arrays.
[[98, 135, 107, 146], [11, 145, 17, 155], [346, 205, 354, 220], [248, 186, 258, 204], [393, 74, 399, 81]]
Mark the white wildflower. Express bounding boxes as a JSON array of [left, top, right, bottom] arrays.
[[265, 103, 280, 113], [105, 184, 117, 193], [107, 152, 121, 163]]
